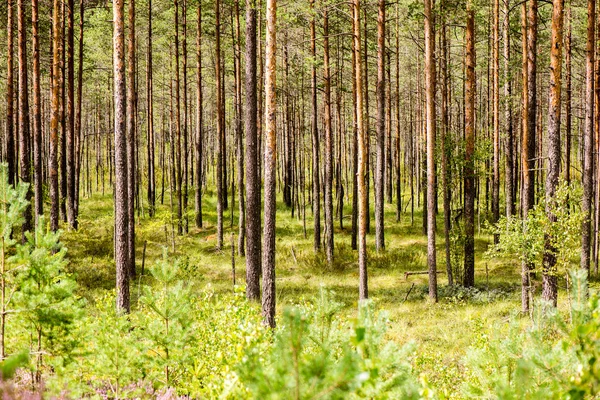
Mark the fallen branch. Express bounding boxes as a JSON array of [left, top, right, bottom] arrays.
[[403, 283, 415, 302], [404, 270, 446, 280]]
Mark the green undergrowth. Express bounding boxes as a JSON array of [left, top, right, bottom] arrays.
[[52, 190, 595, 398]]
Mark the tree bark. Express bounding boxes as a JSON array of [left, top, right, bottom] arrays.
[[375, 0, 385, 252], [195, 0, 203, 228], [355, 0, 368, 300], [463, 2, 476, 288], [32, 0, 43, 220], [324, 7, 334, 263], [6, 0, 15, 186], [245, 0, 261, 301], [425, 0, 437, 299], [147, 0, 155, 217], [504, 0, 515, 218], [49, 0, 62, 232], [262, 0, 277, 327], [17, 0, 32, 238], [113, 0, 130, 313], [126, 0, 136, 278], [215, 0, 224, 250], [582, 0, 595, 272], [543, 0, 564, 306], [492, 0, 500, 243], [310, 0, 321, 253]]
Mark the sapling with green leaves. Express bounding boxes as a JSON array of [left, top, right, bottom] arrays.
[[12, 218, 81, 382], [487, 181, 584, 297]]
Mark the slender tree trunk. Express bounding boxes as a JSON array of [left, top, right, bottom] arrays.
[[355, 0, 368, 300], [310, 0, 321, 253], [543, 0, 564, 306], [6, 0, 15, 186], [147, 0, 155, 217], [113, 0, 130, 313], [234, 0, 245, 256], [424, 0, 437, 299], [323, 8, 334, 263], [174, 0, 183, 235], [182, 0, 189, 234], [215, 0, 224, 250], [375, 0, 385, 252], [74, 0, 84, 224], [245, 0, 261, 301], [492, 0, 500, 243], [582, 0, 595, 272], [32, 0, 43, 220], [504, 0, 515, 218], [17, 0, 32, 237], [66, 0, 76, 229], [50, 0, 61, 232], [463, 2, 476, 288], [195, 1, 203, 228], [126, 0, 136, 278], [564, 3, 571, 187], [441, 5, 452, 285], [262, 0, 277, 327]]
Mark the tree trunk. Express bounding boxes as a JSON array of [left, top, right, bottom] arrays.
[[215, 0, 224, 250], [195, 1, 203, 228], [543, 0, 564, 306], [564, 3, 571, 187], [147, 0, 155, 217], [310, 0, 321, 253], [32, 0, 43, 220], [126, 0, 136, 279], [113, 0, 130, 313], [441, 4, 452, 285], [463, 2, 476, 288], [492, 0, 500, 243], [17, 0, 32, 238], [582, 0, 595, 272], [245, 0, 261, 301], [424, 0, 437, 299], [375, 0, 385, 252], [504, 0, 515, 218], [324, 8, 334, 263], [234, 0, 245, 256], [355, 0, 368, 300], [50, 0, 62, 232], [262, 0, 277, 327], [6, 0, 15, 186]]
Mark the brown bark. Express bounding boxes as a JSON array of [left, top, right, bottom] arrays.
[[66, 0, 76, 229], [492, 0, 500, 243], [49, 0, 62, 232], [6, 0, 15, 186], [504, 0, 515, 218], [354, 0, 368, 300], [126, 0, 136, 278], [195, 0, 203, 228], [32, 0, 43, 220], [310, 0, 321, 253], [17, 0, 32, 237], [543, 0, 564, 306], [234, 0, 245, 256], [582, 0, 595, 272], [425, 0, 437, 299], [262, 0, 277, 327], [375, 0, 385, 252], [564, 3, 572, 186], [324, 7, 334, 263], [463, 3, 476, 288], [441, 5, 452, 285], [245, 0, 261, 301], [148, 0, 155, 217], [215, 0, 224, 250], [113, 0, 130, 313]]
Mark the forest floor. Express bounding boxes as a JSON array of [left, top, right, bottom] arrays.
[[60, 191, 584, 397]]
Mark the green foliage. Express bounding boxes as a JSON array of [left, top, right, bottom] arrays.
[[238, 290, 421, 399], [462, 270, 600, 399], [486, 181, 584, 274], [12, 218, 82, 377]]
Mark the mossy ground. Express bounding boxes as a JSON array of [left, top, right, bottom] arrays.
[[60, 189, 588, 397]]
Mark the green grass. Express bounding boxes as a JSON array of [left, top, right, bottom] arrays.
[[59, 189, 585, 398]]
